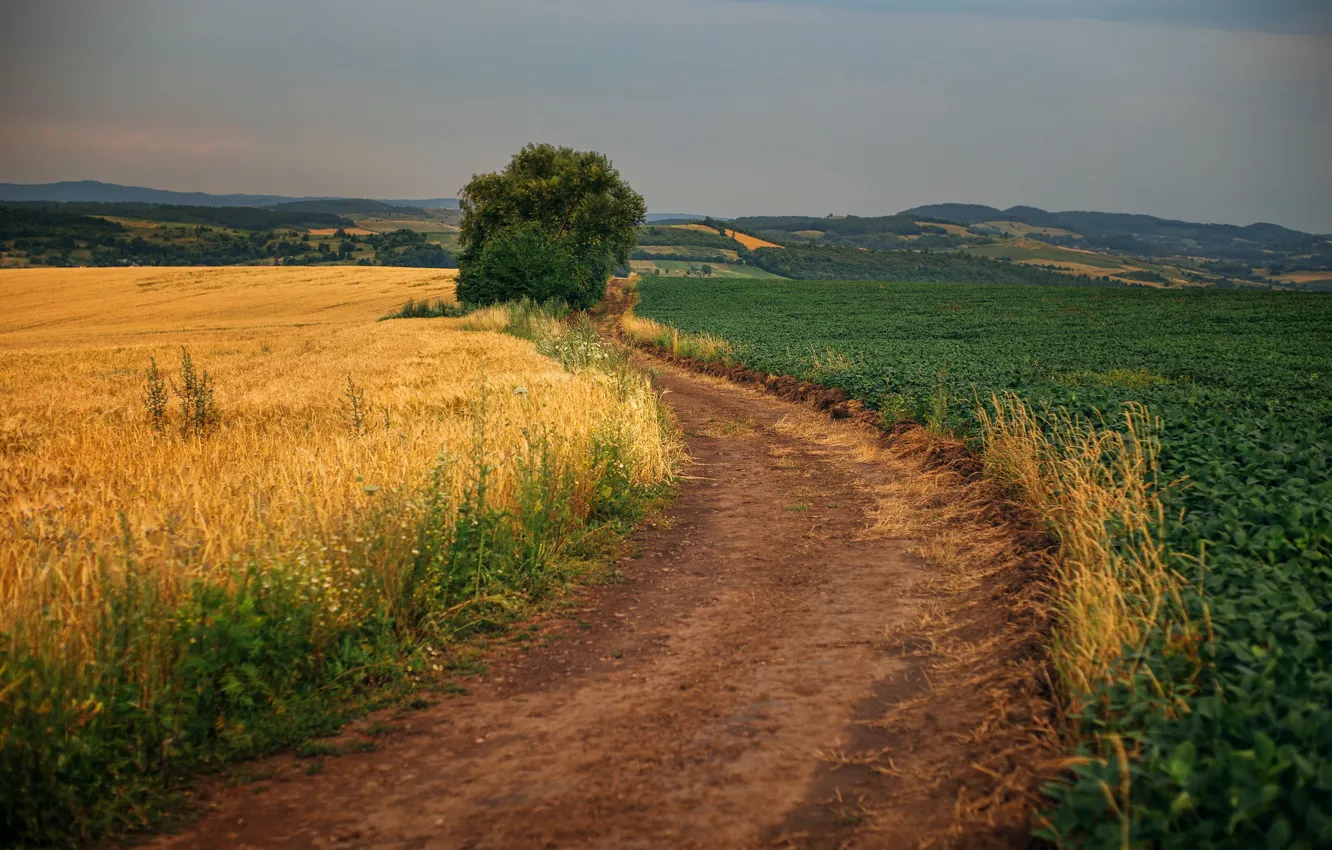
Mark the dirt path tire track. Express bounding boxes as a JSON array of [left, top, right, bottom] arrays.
[[151, 360, 1047, 850]]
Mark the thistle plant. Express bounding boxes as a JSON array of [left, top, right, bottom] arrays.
[[169, 347, 220, 438], [144, 357, 169, 434], [341, 376, 367, 435]]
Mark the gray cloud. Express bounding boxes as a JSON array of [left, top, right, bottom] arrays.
[[2, 0, 1330, 231], [734, 0, 1332, 35]]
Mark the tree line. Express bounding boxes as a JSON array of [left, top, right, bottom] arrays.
[[0, 206, 455, 268]]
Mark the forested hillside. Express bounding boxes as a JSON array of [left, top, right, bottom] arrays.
[[0, 205, 455, 268], [747, 244, 1116, 286]]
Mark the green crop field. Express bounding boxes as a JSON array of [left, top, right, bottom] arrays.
[[636, 278, 1332, 847]]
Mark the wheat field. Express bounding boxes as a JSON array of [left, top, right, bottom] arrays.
[[0, 266, 676, 661]]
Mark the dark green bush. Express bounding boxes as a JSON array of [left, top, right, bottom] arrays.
[[379, 298, 467, 320], [456, 223, 611, 309]]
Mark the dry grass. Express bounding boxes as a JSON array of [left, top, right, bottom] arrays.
[[0, 266, 678, 667], [308, 227, 375, 236], [699, 415, 757, 439], [460, 303, 564, 341], [0, 266, 459, 350], [619, 311, 733, 362], [977, 394, 1198, 721], [806, 348, 860, 381], [1274, 270, 1332, 283], [726, 229, 782, 251]]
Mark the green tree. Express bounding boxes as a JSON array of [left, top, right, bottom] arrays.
[[456, 144, 646, 308]]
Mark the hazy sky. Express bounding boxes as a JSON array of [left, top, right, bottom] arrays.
[[3, 0, 1330, 230]]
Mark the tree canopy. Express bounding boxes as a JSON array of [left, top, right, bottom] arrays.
[[456, 144, 646, 308]]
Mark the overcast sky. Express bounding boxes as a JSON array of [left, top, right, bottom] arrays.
[[3, 0, 1330, 230]]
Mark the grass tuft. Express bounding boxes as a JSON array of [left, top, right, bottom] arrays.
[[619, 310, 733, 363], [379, 298, 467, 320]]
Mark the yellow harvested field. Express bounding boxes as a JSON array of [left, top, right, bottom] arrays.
[[1274, 271, 1332, 283], [674, 223, 782, 251], [0, 266, 675, 661], [0, 266, 457, 349], [726, 230, 781, 250], [1015, 260, 1117, 276], [356, 218, 457, 233], [308, 227, 375, 236]]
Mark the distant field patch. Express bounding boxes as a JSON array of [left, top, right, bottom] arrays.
[[356, 218, 454, 233], [964, 239, 1126, 270], [727, 230, 782, 250], [308, 227, 374, 236], [916, 221, 970, 236], [0, 266, 458, 348], [632, 260, 784, 279], [1032, 261, 1140, 278], [1276, 271, 1332, 284], [981, 220, 1079, 238], [639, 245, 740, 261], [672, 223, 783, 251]]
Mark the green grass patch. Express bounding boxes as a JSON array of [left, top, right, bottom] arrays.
[[379, 297, 467, 320]]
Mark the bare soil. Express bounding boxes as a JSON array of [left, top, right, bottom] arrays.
[[149, 356, 1053, 849]]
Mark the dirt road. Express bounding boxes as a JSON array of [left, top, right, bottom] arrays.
[[153, 361, 1047, 849]]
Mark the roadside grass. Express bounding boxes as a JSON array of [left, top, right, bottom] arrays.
[[976, 398, 1198, 725], [620, 310, 733, 363], [700, 416, 757, 438]]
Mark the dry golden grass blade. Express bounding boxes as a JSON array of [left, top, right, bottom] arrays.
[[976, 393, 1197, 722]]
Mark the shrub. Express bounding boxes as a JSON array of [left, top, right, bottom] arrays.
[[457, 223, 611, 309], [379, 298, 467, 320]]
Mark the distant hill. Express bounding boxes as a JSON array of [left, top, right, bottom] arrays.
[[895, 204, 1004, 225], [379, 197, 458, 209], [730, 207, 1332, 288], [900, 203, 1322, 257], [0, 180, 307, 207], [647, 213, 707, 223], [0, 180, 458, 210], [270, 199, 422, 216], [4, 201, 350, 231]]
